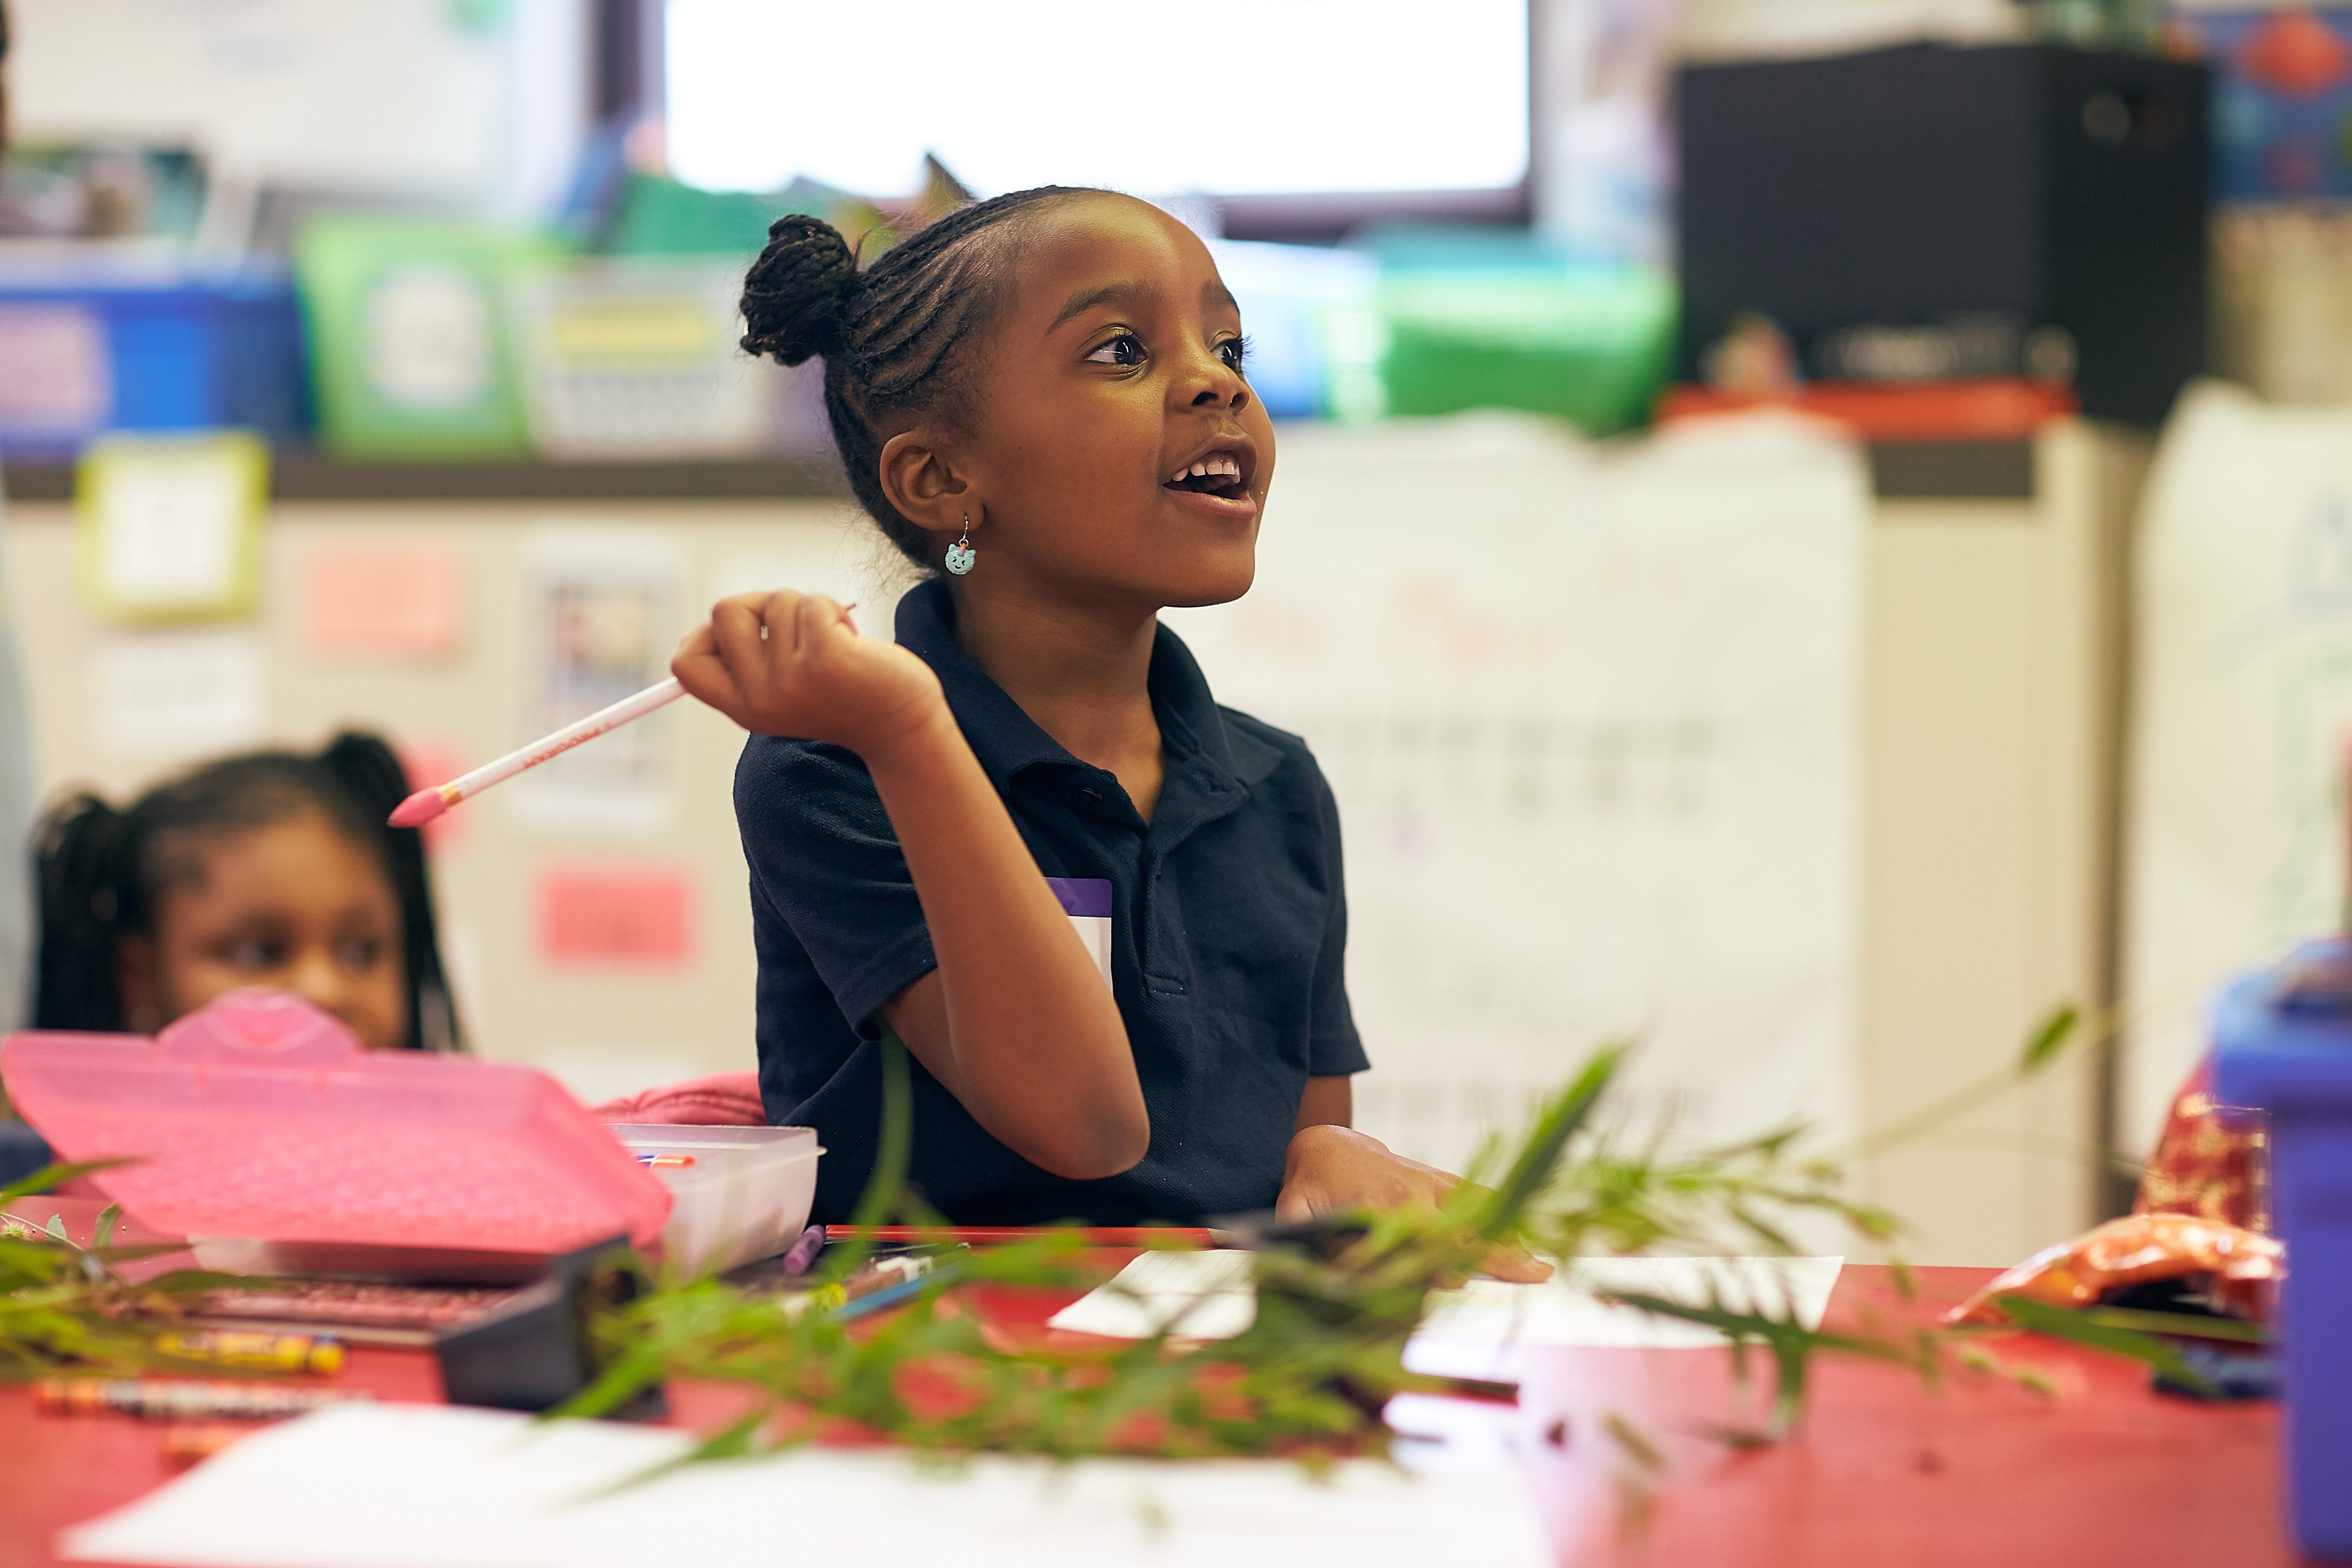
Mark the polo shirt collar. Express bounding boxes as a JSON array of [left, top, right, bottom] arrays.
[[892, 579, 1283, 795]]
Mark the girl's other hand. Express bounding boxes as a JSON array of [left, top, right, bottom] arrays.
[[1276, 1124, 1553, 1284], [673, 591, 946, 756]]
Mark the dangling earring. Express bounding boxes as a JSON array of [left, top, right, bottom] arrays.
[[944, 516, 976, 576]]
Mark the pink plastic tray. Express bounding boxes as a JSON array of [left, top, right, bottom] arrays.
[[0, 990, 671, 1259]]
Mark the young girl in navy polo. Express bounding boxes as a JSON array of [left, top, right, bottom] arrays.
[[673, 189, 1539, 1270]]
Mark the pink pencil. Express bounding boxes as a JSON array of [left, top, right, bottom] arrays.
[[388, 677, 684, 828]]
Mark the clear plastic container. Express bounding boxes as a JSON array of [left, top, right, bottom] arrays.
[[607, 1124, 822, 1277]]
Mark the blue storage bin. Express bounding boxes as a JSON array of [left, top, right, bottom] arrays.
[[0, 259, 308, 458], [2213, 939, 2352, 1561]]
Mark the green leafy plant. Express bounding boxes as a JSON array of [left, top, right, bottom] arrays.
[[0, 1161, 231, 1379], [562, 1014, 2092, 1465], [559, 1037, 1567, 1463]]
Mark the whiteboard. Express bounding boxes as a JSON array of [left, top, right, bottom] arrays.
[[2120, 381, 2352, 1152], [1166, 413, 1866, 1174]]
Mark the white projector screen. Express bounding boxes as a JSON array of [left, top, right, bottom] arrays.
[[663, 0, 1530, 202]]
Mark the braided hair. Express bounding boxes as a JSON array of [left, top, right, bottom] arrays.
[[739, 186, 1098, 568], [32, 731, 461, 1052]]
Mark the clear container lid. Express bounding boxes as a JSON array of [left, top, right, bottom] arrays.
[[607, 1124, 820, 1192], [0, 990, 671, 1254]]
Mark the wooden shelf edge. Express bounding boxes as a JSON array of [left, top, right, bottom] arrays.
[[1, 453, 850, 505], [6, 440, 2035, 506]]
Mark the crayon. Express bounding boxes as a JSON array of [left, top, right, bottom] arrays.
[[34, 1378, 368, 1421], [780, 1223, 826, 1275], [152, 1328, 346, 1375]]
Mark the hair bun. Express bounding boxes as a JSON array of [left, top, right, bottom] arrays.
[[740, 214, 857, 366]]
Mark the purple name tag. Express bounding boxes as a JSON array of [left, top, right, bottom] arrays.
[[1046, 878, 1114, 986], [1045, 877, 1114, 918]]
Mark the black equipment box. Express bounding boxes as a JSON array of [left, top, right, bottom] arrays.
[[1676, 43, 2210, 425]]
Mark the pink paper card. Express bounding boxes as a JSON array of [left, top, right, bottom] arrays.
[[534, 862, 696, 967], [299, 542, 466, 662]]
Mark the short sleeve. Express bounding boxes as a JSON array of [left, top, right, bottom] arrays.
[[1305, 764, 1370, 1077], [734, 734, 937, 1036]]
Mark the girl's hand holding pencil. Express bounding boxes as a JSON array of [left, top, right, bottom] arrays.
[[671, 590, 946, 756], [389, 590, 937, 830]]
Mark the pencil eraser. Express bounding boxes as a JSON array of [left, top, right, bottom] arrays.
[[387, 788, 448, 830]]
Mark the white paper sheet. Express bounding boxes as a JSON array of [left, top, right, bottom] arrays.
[[1047, 1247, 1259, 1340], [59, 1403, 1549, 1568], [92, 446, 251, 612], [1417, 1255, 1845, 1348], [93, 629, 266, 759], [1046, 1251, 1843, 1350]]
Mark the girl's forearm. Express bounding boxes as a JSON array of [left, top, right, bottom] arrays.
[[866, 706, 1147, 1178]]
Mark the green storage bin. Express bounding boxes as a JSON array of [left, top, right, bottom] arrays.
[[1370, 267, 1676, 436], [606, 174, 865, 259], [611, 175, 796, 259], [294, 217, 568, 459]]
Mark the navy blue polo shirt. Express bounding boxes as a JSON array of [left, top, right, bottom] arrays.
[[734, 578, 1368, 1226]]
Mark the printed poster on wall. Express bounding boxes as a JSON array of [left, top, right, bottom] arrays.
[[511, 530, 685, 835]]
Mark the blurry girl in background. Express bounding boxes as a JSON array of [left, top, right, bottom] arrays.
[[0, 731, 460, 1181]]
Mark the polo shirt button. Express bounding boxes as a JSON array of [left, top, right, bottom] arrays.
[[1078, 788, 1103, 803]]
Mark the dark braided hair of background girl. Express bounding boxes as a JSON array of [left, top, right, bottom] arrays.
[[31, 732, 461, 1051], [738, 186, 1098, 568]]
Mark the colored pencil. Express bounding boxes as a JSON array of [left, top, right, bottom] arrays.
[[828, 1268, 946, 1324], [387, 677, 684, 828]]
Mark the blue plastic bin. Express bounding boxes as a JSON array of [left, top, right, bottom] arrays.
[[2213, 938, 2352, 1560], [0, 259, 309, 458]]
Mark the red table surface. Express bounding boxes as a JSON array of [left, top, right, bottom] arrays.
[[0, 1262, 2310, 1568]]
